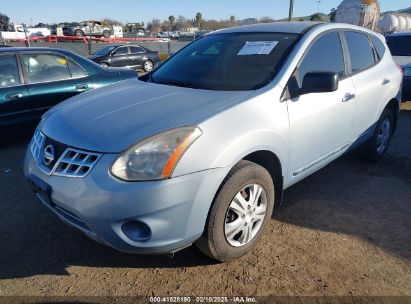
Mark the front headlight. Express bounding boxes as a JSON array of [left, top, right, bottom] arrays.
[[404, 67, 411, 77], [110, 126, 202, 181]]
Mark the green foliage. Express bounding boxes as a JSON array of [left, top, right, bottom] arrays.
[[0, 12, 11, 31]]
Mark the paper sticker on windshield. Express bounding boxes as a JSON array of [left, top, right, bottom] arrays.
[[237, 41, 278, 56]]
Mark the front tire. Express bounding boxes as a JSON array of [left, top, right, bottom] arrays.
[[196, 160, 275, 262], [359, 108, 394, 162], [75, 29, 84, 37]]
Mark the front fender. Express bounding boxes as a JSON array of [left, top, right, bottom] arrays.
[[173, 89, 289, 179]]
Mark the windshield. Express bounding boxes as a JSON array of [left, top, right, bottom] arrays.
[[94, 46, 117, 56], [147, 32, 299, 91], [386, 36, 411, 56]]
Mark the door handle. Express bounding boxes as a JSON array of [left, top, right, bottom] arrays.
[[5, 93, 23, 100], [342, 93, 355, 102], [382, 78, 390, 85], [75, 84, 88, 91]]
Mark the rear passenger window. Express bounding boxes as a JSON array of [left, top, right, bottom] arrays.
[[297, 31, 345, 87], [344, 31, 375, 73], [0, 55, 20, 87], [370, 35, 386, 60], [68, 59, 87, 78], [130, 46, 144, 53]]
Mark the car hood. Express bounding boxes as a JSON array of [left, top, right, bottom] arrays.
[[392, 56, 411, 67], [88, 55, 105, 61], [42, 78, 252, 153]]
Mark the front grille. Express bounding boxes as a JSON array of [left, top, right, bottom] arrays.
[[30, 130, 102, 178], [53, 148, 101, 177], [30, 129, 45, 162]]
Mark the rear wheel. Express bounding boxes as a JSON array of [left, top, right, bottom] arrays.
[[196, 160, 275, 262], [359, 108, 394, 162], [75, 29, 84, 37], [143, 60, 154, 72], [103, 30, 110, 38]]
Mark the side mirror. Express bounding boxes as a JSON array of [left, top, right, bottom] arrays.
[[111, 52, 117, 57], [300, 72, 339, 96]]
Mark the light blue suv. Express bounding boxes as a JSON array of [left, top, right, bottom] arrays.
[[24, 22, 402, 262]]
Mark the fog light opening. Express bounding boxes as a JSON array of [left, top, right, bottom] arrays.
[[121, 220, 151, 242]]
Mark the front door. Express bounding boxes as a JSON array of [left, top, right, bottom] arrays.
[[109, 46, 131, 67], [286, 31, 356, 183], [0, 53, 32, 136]]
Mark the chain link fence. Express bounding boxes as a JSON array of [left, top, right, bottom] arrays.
[[6, 40, 190, 57]]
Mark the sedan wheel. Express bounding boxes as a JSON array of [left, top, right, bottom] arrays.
[[143, 60, 154, 72]]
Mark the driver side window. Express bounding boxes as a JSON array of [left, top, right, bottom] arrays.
[[296, 31, 345, 88]]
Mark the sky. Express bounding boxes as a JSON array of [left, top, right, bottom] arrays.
[[1, 0, 409, 26]]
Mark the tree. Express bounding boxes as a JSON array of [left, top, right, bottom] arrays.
[[310, 13, 324, 21], [102, 18, 123, 27], [260, 16, 274, 23], [168, 15, 175, 31], [0, 12, 12, 31], [230, 15, 236, 22], [147, 18, 162, 34], [329, 8, 337, 22], [34, 22, 48, 28], [195, 12, 203, 29]]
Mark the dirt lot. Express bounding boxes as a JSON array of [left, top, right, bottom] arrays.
[[0, 105, 410, 298]]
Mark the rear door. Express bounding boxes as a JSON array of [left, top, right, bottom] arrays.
[[109, 46, 131, 67], [20, 52, 92, 120], [0, 53, 32, 136], [286, 31, 356, 182], [343, 31, 387, 137], [129, 46, 145, 67]]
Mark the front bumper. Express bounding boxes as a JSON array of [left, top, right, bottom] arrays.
[[24, 147, 229, 254], [402, 76, 411, 102]]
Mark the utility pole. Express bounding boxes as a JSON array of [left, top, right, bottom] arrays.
[[289, 0, 295, 21], [316, 0, 323, 14]]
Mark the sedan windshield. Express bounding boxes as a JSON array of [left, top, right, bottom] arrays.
[[386, 36, 411, 56], [148, 32, 299, 91]]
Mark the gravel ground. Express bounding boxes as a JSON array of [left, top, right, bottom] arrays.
[[0, 104, 410, 297]]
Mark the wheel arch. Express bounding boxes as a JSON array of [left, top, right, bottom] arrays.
[[385, 98, 400, 133], [242, 150, 284, 209]]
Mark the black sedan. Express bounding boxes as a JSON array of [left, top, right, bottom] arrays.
[[89, 44, 160, 72], [0, 47, 137, 138]]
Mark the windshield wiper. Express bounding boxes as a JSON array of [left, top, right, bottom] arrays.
[[160, 80, 212, 90]]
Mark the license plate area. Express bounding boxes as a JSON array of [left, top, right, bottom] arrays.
[[27, 174, 54, 206]]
